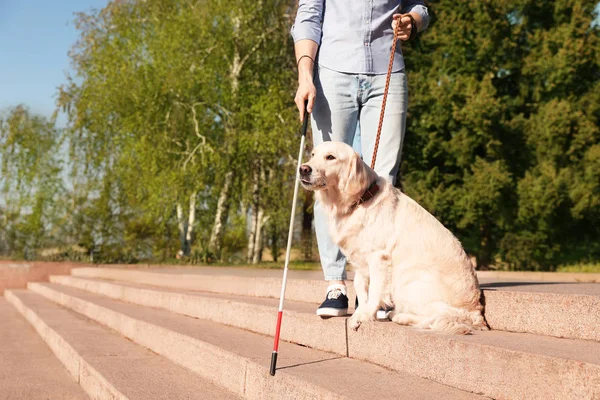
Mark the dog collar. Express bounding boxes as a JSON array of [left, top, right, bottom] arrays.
[[350, 180, 380, 210]]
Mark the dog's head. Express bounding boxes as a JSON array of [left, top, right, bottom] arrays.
[[299, 141, 375, 208]]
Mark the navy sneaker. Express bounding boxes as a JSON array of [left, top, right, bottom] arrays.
[[354, 297, 394, 320], [317, 285, 349, 317]]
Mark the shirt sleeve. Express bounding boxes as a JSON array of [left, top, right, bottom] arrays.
[[400, 1, 430, 31], [290, 0, 324, 45]]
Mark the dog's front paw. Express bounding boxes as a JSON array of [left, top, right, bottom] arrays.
[[348, 309, 375, 331], [348, 314, 362, 331]]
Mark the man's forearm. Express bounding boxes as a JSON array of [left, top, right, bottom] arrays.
[[295, 39, 319, 82]]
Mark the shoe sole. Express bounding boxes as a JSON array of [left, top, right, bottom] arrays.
[[316, 308, 390, 319], [316, 307, 349, 317]]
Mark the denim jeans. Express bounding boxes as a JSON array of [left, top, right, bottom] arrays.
[[311, 65, 408, 281]]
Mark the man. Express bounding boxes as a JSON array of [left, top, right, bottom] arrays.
[[291, 1, 430, 317]]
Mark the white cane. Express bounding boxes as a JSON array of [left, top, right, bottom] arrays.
[[270, 102, 309, 376]]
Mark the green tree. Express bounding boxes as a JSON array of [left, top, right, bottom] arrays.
[[402, 0, 600, 269], [59, 0, 298, 263], [0, 106, 65, 259]]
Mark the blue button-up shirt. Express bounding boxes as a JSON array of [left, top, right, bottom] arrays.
[[292, 1, 430, 74]]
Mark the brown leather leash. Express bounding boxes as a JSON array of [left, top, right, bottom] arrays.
[[371, 15, 403, 170]]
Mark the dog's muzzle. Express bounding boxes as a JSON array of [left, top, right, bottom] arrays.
[[299, 164, 311, 177], [299, 164, 312, 185]]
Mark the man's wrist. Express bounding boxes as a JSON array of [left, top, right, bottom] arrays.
[[297, 57, 315, 81], [297, 54, 314, 67], [298, 69, 314, 83], [407, 11, 423, 33], [407, 14, 417, 40]]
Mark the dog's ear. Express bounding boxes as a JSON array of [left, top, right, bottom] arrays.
[[343, 151, 370, 198]]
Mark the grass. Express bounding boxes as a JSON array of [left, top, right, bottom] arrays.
[[208, 260, 600, 273], [195, 260, 322, 271], [217, 261, 600, 273], [556, 262, 600, 273], [136, 256, 322, 271]]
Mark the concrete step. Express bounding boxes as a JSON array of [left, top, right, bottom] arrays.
[[70, 267, 600, 342], [0, 298, 88, 400], [4, 290, 240, 400], [35, 279, 600, 400], [72, 265, 600, 283], [21, 281, 486, 400]]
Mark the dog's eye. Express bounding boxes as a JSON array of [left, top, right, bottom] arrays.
[[326, 155, 336, 161]]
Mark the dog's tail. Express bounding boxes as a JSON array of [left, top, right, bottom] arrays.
[[414, 306, 488, 335]]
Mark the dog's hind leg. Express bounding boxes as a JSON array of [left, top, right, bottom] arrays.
[[412, 303, 474, 335], [388, 311, 426, 326], [469, 310, 489, 331], [389, 308, 472, 334]]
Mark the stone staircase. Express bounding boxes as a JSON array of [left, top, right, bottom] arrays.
[[3, 266, 600, 399]]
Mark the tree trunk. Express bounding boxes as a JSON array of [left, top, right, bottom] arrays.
[[185, 193, 196, 256], [252, 211, 269, 264], [176, 201, 186, 256], [246, 164, 271, 265], [209, 9, 270, 259], [208, 171, 233, 257], [252, 167, 270, 264], [270, 224, 279, 262], [209, 14, 242, 259], [247, 165, 260, 263], [246, 208, 257, 263]]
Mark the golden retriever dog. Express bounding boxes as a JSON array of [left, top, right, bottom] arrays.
[[299, 141, 487, 334]]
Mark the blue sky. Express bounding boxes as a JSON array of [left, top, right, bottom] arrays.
[[0, 1, 108, 124]]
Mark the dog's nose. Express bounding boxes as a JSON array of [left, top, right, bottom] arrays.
[[299, 165, 312, 176]]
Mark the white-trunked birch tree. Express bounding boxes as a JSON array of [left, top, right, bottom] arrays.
[[60, 1, 221, 260], [204, 0, 298, 260], [59, 0, 299, 262]]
